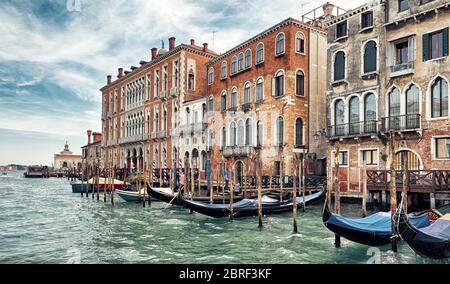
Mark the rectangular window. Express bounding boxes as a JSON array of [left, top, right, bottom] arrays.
[[361, 11, 373, 29], [361, 150, 378, 166], [399, 0, 409, 12], [274, 161, 281, 176], [436, 138, 450, 159], [333, 151, 348, 166], [420, 0, 434, 5], [424, 28, 449, 61], [396, 41, 409, 64], [336, 21, 347, 39]]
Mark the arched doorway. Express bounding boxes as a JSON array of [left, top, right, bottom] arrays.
[[394, 150, 421, 171], [235, 161, 244, 186]]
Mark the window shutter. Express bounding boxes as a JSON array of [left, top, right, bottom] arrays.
[[386, 43, 394, 67], [408, 36, 415, 62], [423, 33, 429, 61], [443, 27, 449, 56], [271, 78, 276, 97]]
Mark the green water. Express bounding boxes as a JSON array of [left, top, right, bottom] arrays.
[[0, 171, 445, 264]]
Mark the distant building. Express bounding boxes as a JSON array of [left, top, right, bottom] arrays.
[[81, 130, 102, 168], [54, 142, 82, 171]]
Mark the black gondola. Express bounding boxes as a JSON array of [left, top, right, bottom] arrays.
[[180, 190, 324, 218], [394, 202, 450, 259], [146, 183, 244, 206], [322, 200, 431, 247]]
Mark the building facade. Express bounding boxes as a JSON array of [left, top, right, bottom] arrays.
[[81, 130, 102, 169], [206, 16, 328, 183], [326, 0, 450, 197], [54, 142, 82, 171], [100, 38, 217, 173]]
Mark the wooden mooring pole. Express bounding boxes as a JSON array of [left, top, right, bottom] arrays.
[[293, 157, 298, 233], [334, 144, 341, 248], [257, 157, 263, 228], [362, 162, 367, 217], [389, 130, 398, 253]]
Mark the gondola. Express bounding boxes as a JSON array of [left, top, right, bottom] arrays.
[[322, 201, 432, 247], [394, 202, 450, 259], [146, 183, 245, 206], [116, 188, 157, 202], [71, 178, 126, 193], [180, 190, 325, 218]]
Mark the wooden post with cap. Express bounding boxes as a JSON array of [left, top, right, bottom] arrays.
[[334, 143, 341, 248], [389, 130, 398, 252]]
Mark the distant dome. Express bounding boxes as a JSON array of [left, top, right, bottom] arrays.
[[157, 40, 167, 56]]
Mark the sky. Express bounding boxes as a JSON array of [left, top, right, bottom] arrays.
[[0, 0, 367, 166]]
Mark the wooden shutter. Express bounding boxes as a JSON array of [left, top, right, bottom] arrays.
[[408, 36, 415, 62], [386, 43, 394, 67], [271, 78, 276, 97], [423, 33, 429, 61], [443, 27, 449, 56]]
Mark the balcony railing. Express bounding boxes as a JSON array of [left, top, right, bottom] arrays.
[[160, 90, 167, 100], [179, 123, 207, 135], [328, 121, 378, 138], [119, 135, 145, 144], [390, 62, 414, 78], [381, 114, 421, 132], [242, 103, 253, 112], [223, 146, 253, 158]]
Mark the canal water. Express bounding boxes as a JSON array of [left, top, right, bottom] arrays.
[[0, 171, 445, 264]]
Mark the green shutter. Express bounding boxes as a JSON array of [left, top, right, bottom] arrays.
[[423, 33, 429, 61], [443, 27, 449, 56]]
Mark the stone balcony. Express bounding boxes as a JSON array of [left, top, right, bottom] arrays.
[[223, 146, 253, 158]]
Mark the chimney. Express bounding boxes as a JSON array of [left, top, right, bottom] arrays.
[[117, 68, 124, 78], [203, 43, 208, 52], [323, 2, 334, 18], [190, 39, 195, 46], [107, 75, 112, 85], [87, 130, 92, 145], [169, 37, 176, 50], [151, 48, 157, 60]]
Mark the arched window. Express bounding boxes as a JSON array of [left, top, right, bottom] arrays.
[[221, 127, 226, 149], [221, 92, 227, 112], [238, 53, 244, 71], [296, 32, 305, 54], [208, 67, 214, 85], [349, 96, 360, 135], [221, 61, 227, 79], [256, 43, 264, 64], [162, 106, 167, 132], [238, 120, 245, 146], [275, 71, 284, 97], [245, 119, 252, 146], [256, 78, 264, 102], [186, 107, 190, 125], [388, 88, 401, 129], [201, 151, 207, 171], [230, 122, 237, 147], [406, 85, 420, 115], [245, 49, 252, 69], [363, 41, 377, 74], [364, 93, 377, 133], [208, 96, 214, 112], [257, 121, 264, 147], [431, 78, 448, 118], [276, 33, 285, 55], [244, 83, 251, 105], [276, 117, 284, 146], [334, 51, 346, 81], [334, 99, 345, 136], [296, 70, 305, 97], [295, 118, 304, 147], [231, 56, 238, 74], [231, 88, 238, 110]]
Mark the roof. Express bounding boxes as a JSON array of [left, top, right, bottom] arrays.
[[206, 17, 327, 65], [100, 44, 219, 92], [325, 0, 383, 26]]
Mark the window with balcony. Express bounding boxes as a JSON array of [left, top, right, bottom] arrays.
[[363, 40, 377, 74], [221, 92, 227, 112], [398, 0, 409, 12], [336, 21, 347, 39], [274, 71, 285, 97], [388, 88, 401, 129], [256, 43, 264, 64], [296, 32, 305, 54], [296, 70, 305, 97], [245, 119, 252, 146], [364, 93, 377, 133], [435, 137, 450, 159], [276, 33, 285, 56], [276, 116, 284, 147], [333, 51, 345, 82], [349, 96, 360, 135], [388, 36, 415, 77], [431, 77, 448, 118], [221, 61, 227, 79], [361, 11, 373, 30], [423, 28, 449, 61], [295, 118, 304, 147], [256, 78, 264, 102]]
